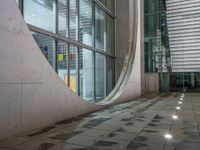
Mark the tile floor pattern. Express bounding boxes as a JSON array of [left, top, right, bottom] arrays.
[[0, 93, 200, 150]]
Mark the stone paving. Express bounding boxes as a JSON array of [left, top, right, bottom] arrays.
[[0, 93, 200, 150]]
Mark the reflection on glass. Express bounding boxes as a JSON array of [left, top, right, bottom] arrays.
[[99, 0, 114, 12], [24, 0, 116, 101], [95, 53, 106, 100], [169, 73, 200, 93], [69, 45, 78, 93], [80, 0, 93, 46], [58, 0, 68, 37], [160, 73, 170, 92], [24, 0, 56, 33], [57, 42, 68, 85], [107, 57, 115, 95], [144, 0, 170, 73], [32, 32, 56, 69], [16, 0, 19, 5], [70, 0, 78, 40], [95, 5, 106, 51], [106, 15, 114, 54], [80, 49, 94, 100]]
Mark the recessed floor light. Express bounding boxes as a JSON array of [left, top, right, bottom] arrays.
[[176, 106, 181, 110], [164, 134, 173, 139], [180, 98, 183, 101], [178, 101, 182, 104], [172, 115, 178, 119]]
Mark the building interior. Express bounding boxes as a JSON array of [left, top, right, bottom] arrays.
[[0, 0, 200, 149]]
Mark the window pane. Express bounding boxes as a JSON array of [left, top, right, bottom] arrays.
[[69, 45, 78, 93], [57, 42, 68, 85], [58, 0, 69, 37], [106, 0, 114, 12], [16, 0, 19, 6], [107, 57, 115, 95], [24, 0, 56, 33], [80, 0, 93, 47], [95, 53, 106, 100], [99, 0, 114, 12], [32, 32, 56, 69], [70, 0, 78, 40], [95, 5, 106, 51], [80, 49, 94, 100], [106, 15, 114, 54]]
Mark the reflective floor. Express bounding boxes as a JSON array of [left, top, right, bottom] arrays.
[[0, 93, 200, 150]]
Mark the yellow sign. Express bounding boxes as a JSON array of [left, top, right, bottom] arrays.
[[58, 54, 63, 61]]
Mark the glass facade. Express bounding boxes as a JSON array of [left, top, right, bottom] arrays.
[[95, 5, 106, 51], [32, 32, 56, 69], [79, 49, 94, 100], [69, 0, 78, 40], [95, 53, 106, 100], [99, 0, 114, 12], [69, 45, 78, 93], [18, 0, 115, 102], [57, 41, 69, 85], [80, 0, 93, 46], [24, 0, 56, 33], [145, 0, 200, 93], [144, 0, 170, 73], [58, 0, 69, 37]]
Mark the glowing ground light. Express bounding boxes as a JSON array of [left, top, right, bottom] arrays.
[[176, 106, 181, 110], [164, 134, 173, 139], [180, 98, 183, 101], [172, 115, 178, 120], [178, 101, 182, 104]]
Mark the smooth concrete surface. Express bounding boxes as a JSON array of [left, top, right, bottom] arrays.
[[115, 0, 142, 102], [115, 0, 130, 81], [145, 73, 159, 93], [0, 93, 200, 150], [0, 0, 142, 140]]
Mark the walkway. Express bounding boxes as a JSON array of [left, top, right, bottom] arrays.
[[0, 93, 200, 150]]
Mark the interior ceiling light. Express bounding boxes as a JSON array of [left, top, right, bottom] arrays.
[[176, 106, 181, 110], [172, 115, 178, 120], [164, 134, 173, 139]]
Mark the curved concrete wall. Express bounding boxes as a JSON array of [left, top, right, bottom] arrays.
[[0, 0, 142, 139]]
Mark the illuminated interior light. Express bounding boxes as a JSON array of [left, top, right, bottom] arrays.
[[176, 106, 181, 110], [164, 134, 173, 139], [172, 115, 178, 119]]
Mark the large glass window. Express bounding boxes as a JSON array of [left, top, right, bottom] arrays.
[[80, 0, 93, 47], [69, 45, 78, 93], [57, 42, 69, 85], [19, 0, 116, 102], [106, 57, 115, 95], [144, 0, 170, 73], [69, 0, 78, 40], [58, 0, 69, 37], [106, 15, 114, 55], [79, 49, 94, 100], [95, 5, 106, 51], [95, 53, 106, 100], [99, 0, 114, 12], [32, 32, 56, 69], [24, 0, 56, 33]]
